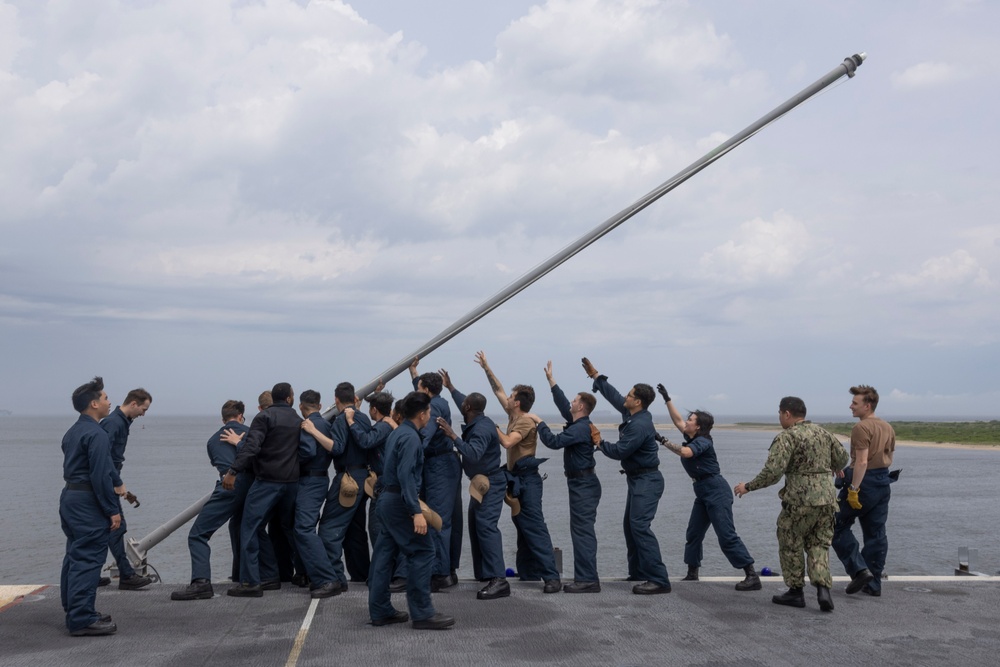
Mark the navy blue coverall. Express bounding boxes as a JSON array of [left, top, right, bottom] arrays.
[[100, 407, 136, 579], [294, 412, 339, 587], [448, 388, 506, 581], [414, 379, 461, 578], [60, 415, 119, 632], [536, 384, 602, 583], [318, 409, 373, 585], [592, 376, 670, 587], [832, 466, 892, 593], [351, 418, 404, 579], [229, 402, 301, 586], [368, 420, 438, 623], [186, 420, 251, 582], [679, 434, 753, 570]]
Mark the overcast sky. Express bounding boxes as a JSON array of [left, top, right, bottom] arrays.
[[2, 0, 997, 419]]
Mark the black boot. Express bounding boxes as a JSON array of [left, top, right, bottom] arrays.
[[771, 586, 805, 608], [735, 565, 762, 591], [682, 566, 699, 581], [817, 585, 834, 612]]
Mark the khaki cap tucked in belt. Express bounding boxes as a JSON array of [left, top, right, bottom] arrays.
[[339, 472, 360, 507], [364, 471, 378, 499], [469, 474, 490, 502]]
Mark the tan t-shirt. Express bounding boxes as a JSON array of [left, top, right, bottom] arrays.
[[506, 413, 537, 470], [850, 416, 895, 469]]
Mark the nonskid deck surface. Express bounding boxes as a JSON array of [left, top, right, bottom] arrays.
[[2, 578, 998, 666]]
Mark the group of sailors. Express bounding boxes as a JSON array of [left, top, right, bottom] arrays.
[[59, 356, 895, 634]]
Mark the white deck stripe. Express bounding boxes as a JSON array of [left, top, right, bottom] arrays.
[[284, 598, 320, 667]]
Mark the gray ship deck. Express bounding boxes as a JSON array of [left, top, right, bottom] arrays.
[[2, 577, 998, 666]]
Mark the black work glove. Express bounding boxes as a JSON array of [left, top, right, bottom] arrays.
[[656, 383, 671, 403]]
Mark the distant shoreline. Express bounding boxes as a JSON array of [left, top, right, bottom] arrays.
[[590, 422, 1000, 450]]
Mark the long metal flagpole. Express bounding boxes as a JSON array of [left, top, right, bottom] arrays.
[[324, 52, 866, 415], [128, 54, 865, 571]]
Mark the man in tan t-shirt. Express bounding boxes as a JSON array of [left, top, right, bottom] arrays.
[[474, 351, 561, 593], [832, 384, 896, 597]]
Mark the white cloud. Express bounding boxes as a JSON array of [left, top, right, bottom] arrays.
[[891, 62, 960, 90], [888, 250, 993, 291], [698, 211, 812, 283]]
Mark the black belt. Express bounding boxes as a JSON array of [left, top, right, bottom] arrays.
[[565, 467, 596, 479], [334, 466, 368, 475], [65, 482, 93, 491], [691, 473, 717, 482], [383, 484, 401, 493], [621, 466, 659, 478], [424, 448, 454, 458], [302, 470, 329, 478]]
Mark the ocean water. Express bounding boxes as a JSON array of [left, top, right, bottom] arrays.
[[2, 415, 997, 584]]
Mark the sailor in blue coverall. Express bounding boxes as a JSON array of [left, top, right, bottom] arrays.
[[584, 358, 671, 594], [170, 400, 252, 600], [292, 390, 343, 599], [527, 361, 603, 593], [346, 392, 399, 581], [656, 384, 761, 591], [60, 377, 120, 636], [368, 392, 455, 630], [318, 382, 374, 588], [436, 374, 510, 601], [409, 359, 461, 591], [100, 389, 152, 590]]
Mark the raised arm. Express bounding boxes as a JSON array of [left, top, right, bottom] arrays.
[[657, 383, 686, 434], [475, 350, 510, 413]]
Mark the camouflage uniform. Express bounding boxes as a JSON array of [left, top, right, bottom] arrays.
[[746, 422, 849, 588]]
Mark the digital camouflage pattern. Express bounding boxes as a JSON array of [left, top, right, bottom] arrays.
[[746, 421, 849, 588], [745, 422, 848, 505]]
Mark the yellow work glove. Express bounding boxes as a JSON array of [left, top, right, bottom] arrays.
[[847, 486, 862, 510]]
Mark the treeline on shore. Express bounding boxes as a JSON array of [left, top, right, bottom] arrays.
[[818, 421, 1000, 446], [731, 420, 1000, 446]]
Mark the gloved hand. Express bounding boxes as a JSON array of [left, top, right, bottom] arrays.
[[589, 423, 602, 447], [581, 357, 599, 379], [656, 383, 670, 403], [654, 433, 667, 445], [846, 486, 862, 510]]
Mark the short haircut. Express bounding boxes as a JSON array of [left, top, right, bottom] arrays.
[[367, 391, 394, 417], [779, 396, 807, 418], [633, 383, 655, 409], [464, 392, 487, 413], [577, 392, 597, 415], [271, 383, 293, 403], [258, 391, 273, 409], [391, 399, 405, 422], [689, 410, 715, 437], [513, 386, 535, 412], [401, 391, 431, 419], [850, 385, 879, 410], [418, 372, 443, 396], [299, 389, 321, 407], [123, 388, 152, 406], [221, 400, 245, 422], [335, 382, 355, 406], [72, 376, 104, 413], [512, 384, 535, 404]]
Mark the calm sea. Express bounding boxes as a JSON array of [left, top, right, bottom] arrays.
[[2, 415, 997, 584]]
